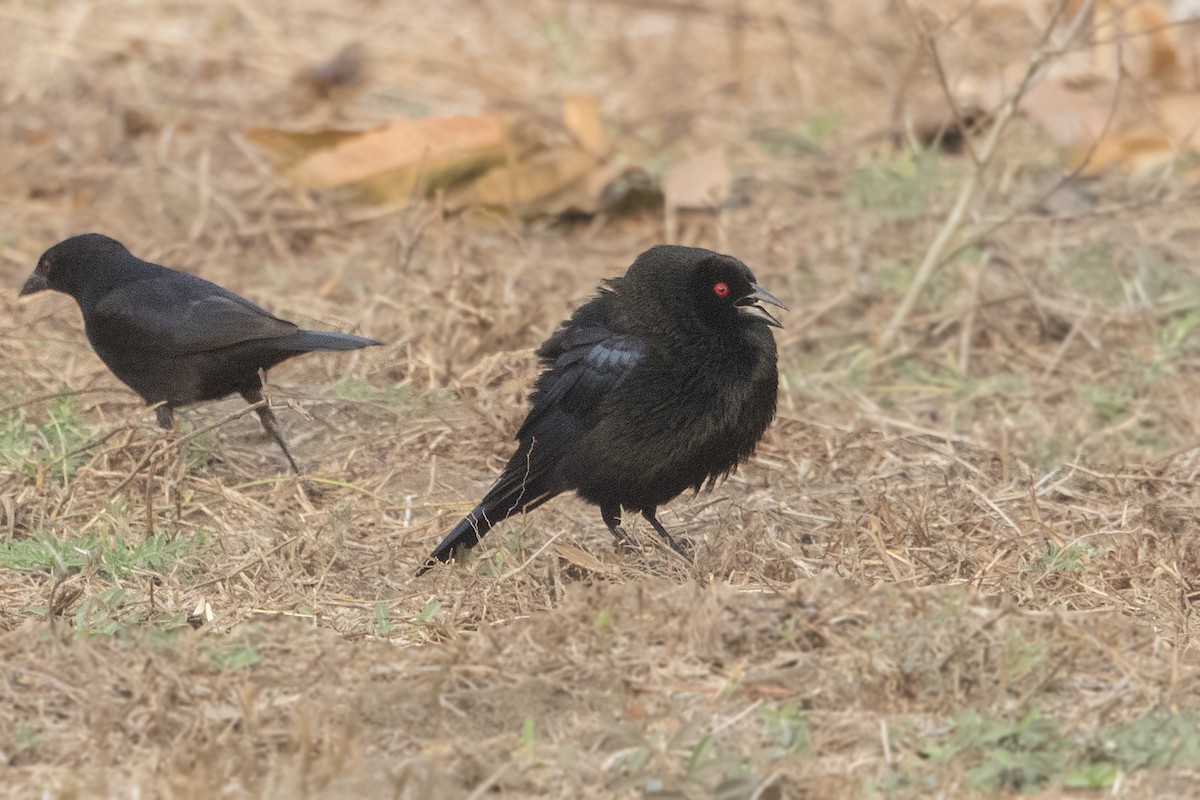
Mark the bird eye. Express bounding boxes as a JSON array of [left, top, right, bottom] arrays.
[[713, 281, 730, 298]]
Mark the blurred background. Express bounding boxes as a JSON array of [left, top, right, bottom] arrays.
[[4, 0, 1200, 468], [3, 1, 1200, 796]]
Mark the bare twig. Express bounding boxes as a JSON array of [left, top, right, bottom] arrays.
[[936, 51, 1127, 275], [879, 0, 1083, 348], [74, 401, 272, 536]]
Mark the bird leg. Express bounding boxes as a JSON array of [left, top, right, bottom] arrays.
[[154, 404, 174, 429], [146, 403, 198, 483], [241, 388, 302, 475], [641, 508, 693, 559], [601, 505, 639, 550]]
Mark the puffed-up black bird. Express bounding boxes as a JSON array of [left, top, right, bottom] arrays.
[[19, 233, 380, 473], [422, 244, 784, 572]]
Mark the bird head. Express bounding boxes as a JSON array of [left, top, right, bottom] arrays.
[[20, 233, 132, 298], [622, 245, 786, 331], [692, 253, 786, 329]]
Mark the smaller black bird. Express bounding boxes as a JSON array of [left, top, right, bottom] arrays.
[[422, 244, 784, 573], [19, 233, 380, 473]]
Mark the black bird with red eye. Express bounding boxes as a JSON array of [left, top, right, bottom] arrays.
[[422, 244, 784, 572]]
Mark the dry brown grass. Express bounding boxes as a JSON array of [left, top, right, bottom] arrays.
[[3, 0, 1200, 797]]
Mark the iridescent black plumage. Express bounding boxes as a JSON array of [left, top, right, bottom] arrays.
[[423, 244, 783, 571], [19, 233, 379, 473]]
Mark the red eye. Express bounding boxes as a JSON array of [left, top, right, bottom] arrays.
[[713, 282, 730, 298]]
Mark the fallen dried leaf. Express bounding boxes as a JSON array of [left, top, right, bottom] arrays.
[[449, 146, 598, 214], [562, 94, 609, 158], [554, 542, 618, 575], [662, 147, 731, 212], [247, 116, 508, 204]]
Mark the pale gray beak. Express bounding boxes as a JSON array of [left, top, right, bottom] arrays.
[[736, 283, 786, 328]]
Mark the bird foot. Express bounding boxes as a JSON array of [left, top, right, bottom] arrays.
[[660, 534, 693, 560], [153, 404, 174, 430], [609, 524, 641, 553]]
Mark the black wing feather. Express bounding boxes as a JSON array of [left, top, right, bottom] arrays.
[[518, 321, 645, 439], [426, 295, 646, 567], [92, 276, 298, 355]]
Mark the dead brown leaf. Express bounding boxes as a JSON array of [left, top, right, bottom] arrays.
[[553, 542, 620, 575], [247, 116, 508, 204], [662, 147, 731, 212], [449, 147, 598, 214], [662, 147, 730, 239], [562, 94, 609, 158], [921, 0, 1200, 176]]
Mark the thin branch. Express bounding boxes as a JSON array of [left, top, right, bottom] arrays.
[[0, 388, 128, 418], [900, 0, 981, 165], [936, 55, 1126, 272], [76, 401, 270, 535], [879, 0, 1083, 349]]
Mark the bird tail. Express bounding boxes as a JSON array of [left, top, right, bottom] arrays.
[[290, 330, 381, 351], [418, 465, 559, 574], [421, 503, 498, 571]]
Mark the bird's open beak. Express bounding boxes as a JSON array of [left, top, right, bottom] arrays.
[[19, 272, 48, 297], [736, 283, 787, 328]]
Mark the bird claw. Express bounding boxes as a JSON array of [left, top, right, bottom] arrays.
[[609, 524, 639, 551], [661, 534, 693, 560], [609, 522, 692, 561], [154, 404, 174, 430]]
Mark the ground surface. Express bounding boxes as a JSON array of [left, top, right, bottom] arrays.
[[2, 0, 1200, 797]]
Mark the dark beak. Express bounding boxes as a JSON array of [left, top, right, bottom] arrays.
[[19, 272, 48, 297], [736, 283, 787, 328]]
